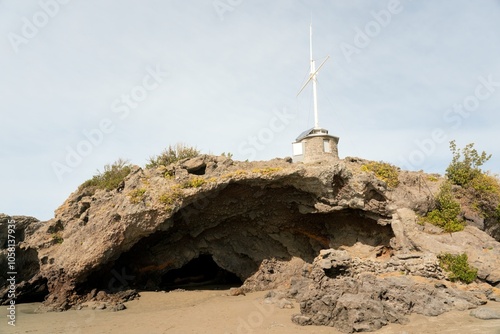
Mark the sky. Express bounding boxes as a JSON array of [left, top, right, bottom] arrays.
[[1, 0, 499, 221]]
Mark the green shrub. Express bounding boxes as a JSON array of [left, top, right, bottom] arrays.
[[251, 167, 283, 175], [52, 233, 64, 244], [423, 181, 464, 232], [180, 177, 206, 188], [80, 159, 131, 191], [426, 212, 464, 232], [445, 141, 499, 224], [164, 169, 174, 179], [158, 188, 184, 206], [446, 140, 491, 187], [469, 173, 500, 196], [438, 253, 477, 284], [427, 175, 439, 182], [468, 174, 500, 220], [146, 143, 200, 168], [361, 161, 400, 188], [128, 188, 146, 204]]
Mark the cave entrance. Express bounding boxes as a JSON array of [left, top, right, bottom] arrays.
[[160, 254, 242, 290]]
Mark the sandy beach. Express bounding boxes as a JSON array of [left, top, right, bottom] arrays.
[[1, 288, 500, 334]]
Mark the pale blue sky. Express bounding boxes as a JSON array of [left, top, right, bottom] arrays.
[[1, 0, 499, 220]]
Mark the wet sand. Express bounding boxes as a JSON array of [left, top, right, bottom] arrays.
[[1, 289, 500, 334]]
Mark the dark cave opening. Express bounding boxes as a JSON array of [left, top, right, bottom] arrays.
[[16, 278, 48, 304], [160, 254, 242, 290]]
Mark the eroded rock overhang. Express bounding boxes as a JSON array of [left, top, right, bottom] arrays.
[[77, 169, 393, 294], [2, 157, 397, 307]]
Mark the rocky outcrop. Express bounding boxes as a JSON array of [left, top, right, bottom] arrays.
[[0, 214, 47, 303], [286, 249, 486, 333], [393, 208, 500, 286], [1, 155, 500, 332]]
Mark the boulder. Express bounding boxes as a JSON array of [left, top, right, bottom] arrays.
[[470, 307, 500, 320], [181, 156, 206, 174]]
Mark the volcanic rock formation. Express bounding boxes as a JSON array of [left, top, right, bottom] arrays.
[[1, 155, 500, 332]]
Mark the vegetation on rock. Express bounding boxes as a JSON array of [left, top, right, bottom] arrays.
[[222, 169, 248, 179], [180, 176, 206, 189], [422, 141, 499, 232], [79, 159, 131, 191], [158, 187, 184, 207], [221, 152, 233, 159], [468, 173, 500, 221], [445, 141, 500, 221], [251, 167, 283, 175], [128, 188, 147, 204], [51, 233, 64, 244], [438, 253, 477, 284], [361, 161, 400, 188], [423, 182, 464, 232], [146, 143, 200, 168], [163, 169, 175, 179], [446, 140, 491, 187]]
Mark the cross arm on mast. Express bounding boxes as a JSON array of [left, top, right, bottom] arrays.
[[296, 55, 330, 96]]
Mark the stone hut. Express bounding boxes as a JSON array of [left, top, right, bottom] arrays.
[[292, 127, 339, 163]]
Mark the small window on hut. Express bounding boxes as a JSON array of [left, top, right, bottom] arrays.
[[323, 139, 331, 153]]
